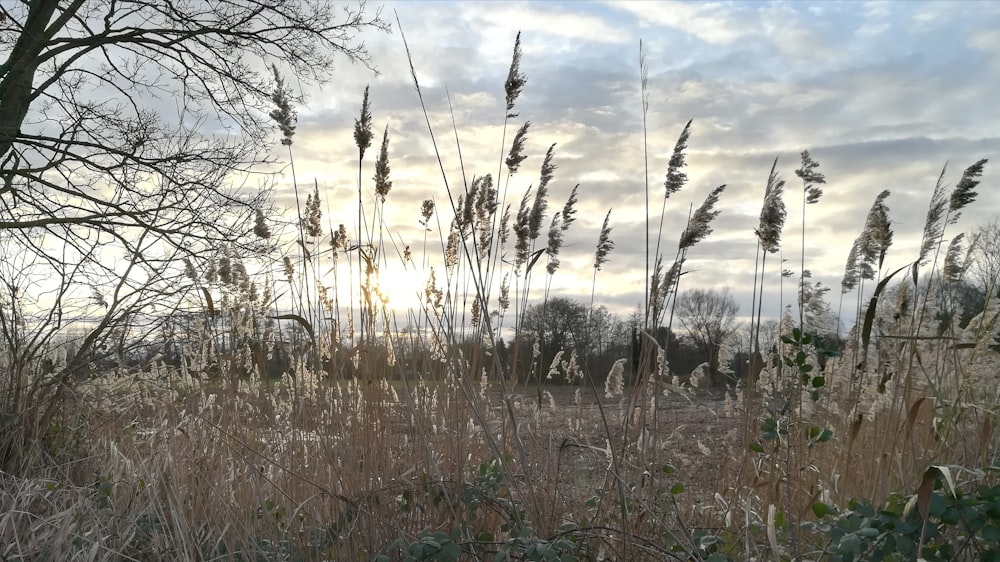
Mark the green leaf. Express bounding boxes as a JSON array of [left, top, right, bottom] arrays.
[[819, 429, 834, 442], [749, 442, 764, 453], [441, 541, 461, 561], [812, 502, 832, 518], [661, 464, 676, 475], [982, 524, 1000, 542], [811, 375, 824, 387], [839, 532, 863, 553], [775, 510, 787, 529], [671, 483, 685, 495]]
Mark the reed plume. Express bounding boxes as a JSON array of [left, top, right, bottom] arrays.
[[594, 210, 614, 271], [795, 150, 826, 329], [354, 86, 373, 160], [679, 185, 726, 250], [757, 157, 786, 255], [504, 31, 526, 117], [374, 125, 392, 202], [948, 158, 987, 224], [506, 122, 530, 174], [528, 144, 557, 240], [918, 164, 949, 266], [269, 65, 296, 146]]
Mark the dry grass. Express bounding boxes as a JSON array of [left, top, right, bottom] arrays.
[[2, 30, 998, 562]]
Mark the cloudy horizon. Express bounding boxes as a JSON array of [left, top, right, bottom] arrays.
[[270, 0, 1000, 332]]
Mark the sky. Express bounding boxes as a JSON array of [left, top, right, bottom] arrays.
[[275, 0, 1000, 329]]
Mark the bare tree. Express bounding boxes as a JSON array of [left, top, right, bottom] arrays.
[[675, 287, 740, 385], [0, 0, 387, 471], [969, 219, 1000, 299]]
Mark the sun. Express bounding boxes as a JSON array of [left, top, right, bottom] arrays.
[[369, 263, 428, 311]]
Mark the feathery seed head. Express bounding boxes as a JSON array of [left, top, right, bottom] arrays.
[[445, 230, 460, 271], [218, 252, 232, 285], [498, 204, 512, 248], [948, 158, 988, 224], [205, 254, 218, 284], [499, 273, 511, 310], [757, 156, 786, 253], [354, 85, 373, 159], [331, 224, 350, 256], [506, 121, 530, 174], [919, 164, 950, 265], [374, 125, 392, 201], [528, 145, 557, 239], [561, 184, 579, 231], [664, 119, 693, 197], [605, 358, 626, 398], [795, 150, 826, 204], [269, 65, 296, 146], [944, 233, 967, 282], [504, 31, 526, 116], [473, 174, 498, 223], [841, 240, 860, 293], [303, 182, 322, 237], [514, 189, 532, 267], [863, 189, 893, 270], [679, 185, 726, 250], [546, 212, 563, 275], [594, 209, 614, 271], [253, 208, 271, 239], [470, 297, 482, 329], [419, 199, 435, 228], [182, 257, 198, 282]]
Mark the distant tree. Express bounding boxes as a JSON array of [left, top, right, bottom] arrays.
[[522, 297, 588, 353], [966, 220, 1000, 350], [969, 220, 1000, 299], [518, 297, 588, 382], [675, 287, 741, 386], [587, 304, 615, 357]]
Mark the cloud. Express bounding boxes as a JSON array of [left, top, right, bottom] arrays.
[[611, 1, 748, 45], [270, 0, 999, 328]]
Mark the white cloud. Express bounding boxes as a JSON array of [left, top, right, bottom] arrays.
[[273, 0, 1000, 322], [610, 0, 748, 45]]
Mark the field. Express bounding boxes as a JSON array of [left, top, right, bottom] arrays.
[[3, 9, 1000, 562]]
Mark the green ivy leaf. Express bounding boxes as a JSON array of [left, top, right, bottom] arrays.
[[441, 541, 461, 561], [839, 532, 863, 553], [982, 524, 1000, 542]]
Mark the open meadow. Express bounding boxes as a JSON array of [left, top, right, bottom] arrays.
[[2, 2, 1000, 561]]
